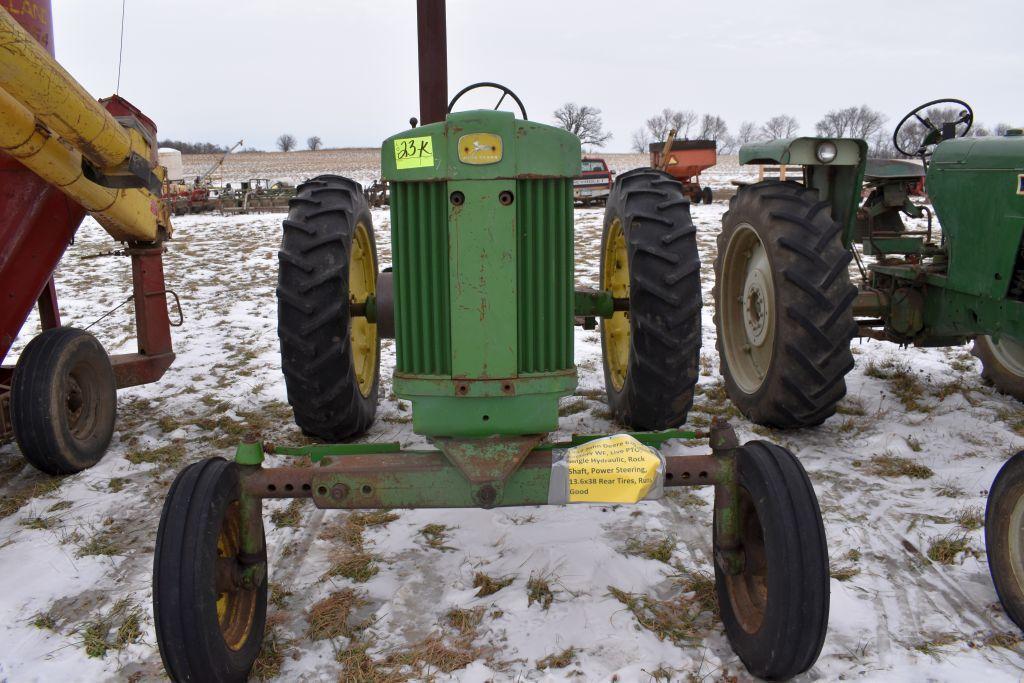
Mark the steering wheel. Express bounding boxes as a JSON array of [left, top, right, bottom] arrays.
[[447, 82, 528, 120], [893, 98, 973, 157]]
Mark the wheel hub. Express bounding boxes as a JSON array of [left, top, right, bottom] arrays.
[[743, 270, 770, 346]]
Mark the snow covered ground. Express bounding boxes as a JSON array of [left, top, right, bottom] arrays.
[[1, 200, 1023, 682]]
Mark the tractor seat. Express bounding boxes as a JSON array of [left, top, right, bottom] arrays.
[[864, 158, 926, 182]]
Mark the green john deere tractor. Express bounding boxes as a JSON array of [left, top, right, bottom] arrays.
[[149, 10, 829, 680], [713, 98, 1024, 428]]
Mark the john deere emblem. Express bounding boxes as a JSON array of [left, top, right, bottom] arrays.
[[458, 133, 502, 165]]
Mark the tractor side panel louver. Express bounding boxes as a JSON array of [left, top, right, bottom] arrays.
[[391, 181, 451, 375], [516, 178, 574, 374]]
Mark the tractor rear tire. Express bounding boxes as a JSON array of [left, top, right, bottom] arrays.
[[277, 175, 380, 441], [973, 335, 1024, 401], [10, 327, 116, 475], [986, 450, 1024, 631], [599, 168, 701, 430], [713, 180, 857, 428], [154, 457, 267, 682], [714, 441, 829, 680], [702, 186, 713, 204]]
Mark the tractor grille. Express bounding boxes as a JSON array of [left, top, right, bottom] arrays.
[[516, 178, 574, 374], [390, 181, 451, 375]]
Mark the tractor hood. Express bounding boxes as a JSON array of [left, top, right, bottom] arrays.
[[931, 133, 1024, 171]]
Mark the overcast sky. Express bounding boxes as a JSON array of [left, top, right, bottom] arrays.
[[52, 0, 1021, 152]]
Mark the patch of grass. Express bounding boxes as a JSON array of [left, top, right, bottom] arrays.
[[445, 606, 485, 635], [76, 526, 123, 558], [0, 476, 65, 519], [79, 598, 144, 659], [251, 619, 291, 681], [307, 588, 366, 640], [388, 634, 486, 674], [269, 583, 292, 610], [473, 571, 514, 597], [913, 633, 958, 657], [107, 478, 127, 493], [905, 435, 923, 452], [607, 586, 708, 645], [33, 611, 58, 631], [835, 398, 867, 416], [270, 499, 305, 528], [536, 646, 576, 670], [864, 358, 928, 411], [558, 397, 591, 417], [954, 505, 984, 531], [927, 533, 972, 565], [933, 479, 966, 498], [847, 548, 862, 562], [19, 515, 57, 530], [527, 574, 555, 610], [47, 500, 73, 512], [624, 536, 676, 563], [866, 452, 933, 479], [831, 565, 861, 581], [672, 569, 717, 617], [984, 631, 1022, 649], [348, 510, 400, 530], [665, 490, 707, 507], [336, 640, 406, 683], [419, 523, 453, 550], [322, 549, 378, 583], [996, 407, 1024, 436], [124, 443, 185, 467]]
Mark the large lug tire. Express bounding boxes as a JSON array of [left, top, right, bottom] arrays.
[[277, 175, 380, 441], [714, 441, 829, 680], [599, 168, 702, 430], [10, 327, 116, 474], [154, 457, 267, 682], [713, 180, 857, 428], [986, 450, 1024, 631], [973, 335, 1024, 401], [702, 186, 714, 204]]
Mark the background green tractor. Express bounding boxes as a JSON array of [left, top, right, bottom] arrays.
[[713, 98, 1024, 428], [149, 7, 830, 680]]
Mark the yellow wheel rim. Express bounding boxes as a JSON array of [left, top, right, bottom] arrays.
[[215, 501, 257, 651], [602, 218, 630, 391], [349, 221, 378, 398]]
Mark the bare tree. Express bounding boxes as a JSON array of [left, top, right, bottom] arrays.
[[553, 103, 612, 147], [697, 114, 729, 142], [307, 135, 323, 151], [644, 108, 697, 142], [995, 123, 1014, 136], [761, 115, 800, 139], [630, 128, 649, 154], [894, 105, 970, 156], [815, 105, 886, 139], [276, 134, 297, 152], [737, 121, 760, 145]]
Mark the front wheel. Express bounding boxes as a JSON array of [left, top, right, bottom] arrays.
[[10, 327, 117, 474], [154, 458, 267, 682], [713, 180, 857, 428], [599, 168, 702, 430], [277, 175, 380, 440], [715, 441, 829, 680], [986, 451, 1024, 631], [973, 335, 1024, 401]]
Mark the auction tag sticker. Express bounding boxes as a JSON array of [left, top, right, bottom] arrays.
[[548, 434, 665, 504], [394, 136, 434, 169]]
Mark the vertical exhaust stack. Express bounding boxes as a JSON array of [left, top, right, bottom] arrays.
[[416, 0, 447, 125]]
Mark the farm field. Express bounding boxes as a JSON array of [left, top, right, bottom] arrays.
[[1, 192, 1024, 681], [181, 149, 757, 193]]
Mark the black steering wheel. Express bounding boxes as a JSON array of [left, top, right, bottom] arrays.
[[893, 98, 973, 157], [447, 82, 528, 120]]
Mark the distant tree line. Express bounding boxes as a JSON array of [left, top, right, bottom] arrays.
[[157, 139, 228, 154]]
